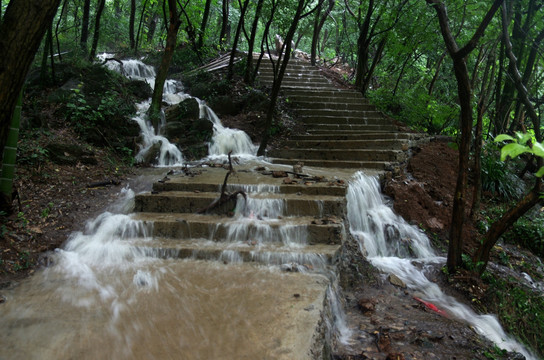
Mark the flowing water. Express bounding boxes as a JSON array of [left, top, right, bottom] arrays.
[[346, 172, 537, 360], [0, 56, 537, 359]]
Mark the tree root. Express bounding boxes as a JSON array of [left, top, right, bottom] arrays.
[[197, 151, 247, 214]]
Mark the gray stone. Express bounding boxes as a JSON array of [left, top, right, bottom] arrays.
[[388, 274, 406, 288]]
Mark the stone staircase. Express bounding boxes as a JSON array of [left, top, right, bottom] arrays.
[[130, 166, 351, 358], [256, 58, 424, 169], [122, 57, 425, 358]]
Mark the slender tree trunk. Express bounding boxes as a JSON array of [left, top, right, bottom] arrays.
[[361, 35, 386, 96], [89, 0, 106, 61], [149, 0, 181, 131], [41, 25, 53, 85], [129, 0, 136, 50], [0, 0, 61, 166], [55, 0, 68, 62], [197, 0, 212, 48], [227, 0, 250, 79], [135, 0, 149, 51], [80, 0, 91, 54], [354, 0, 374, 91], [311, 0, 334, 66], [257, 0, 307, 156], [428, 52, 446, 96], [0, 91, 22, 212], [219, 0, 230, 49], [473, 179, 541, 274], [471, 46, 496, 220], [244, 0, 264, 84], [426, 0, 502, 273]]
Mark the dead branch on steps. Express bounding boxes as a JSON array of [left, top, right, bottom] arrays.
[[197, 151, 247, 214]]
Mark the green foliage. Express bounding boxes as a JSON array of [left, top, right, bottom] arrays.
[[368, 87, 459, 135], [496, 132, 544, 177], [40, 202, 54, 219], [503, 215, 544, 258], [482, 272, 544, 357], [480, 143, 525, 200]]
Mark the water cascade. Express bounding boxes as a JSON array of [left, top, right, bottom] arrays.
[[346, 171, 536, 359], [98, 54, 257, 165]]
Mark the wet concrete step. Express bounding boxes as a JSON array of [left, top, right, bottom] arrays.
[[132, 238, 341, 268], [293, 102, 376, 112], [134, 191, 345, 217], [152, 169, 349, 196], [306, 124, 398, 132], [295, 108, 380, 117], [286, 95, 370, 105], [270, 148, 405, 162], [290, 132, 417, 141], [300, 116, 387, 125], [270, 158, 390, 170], [282, 88, 362, 98], [133, 212, 344, 245], [284, 139, 409, 150]]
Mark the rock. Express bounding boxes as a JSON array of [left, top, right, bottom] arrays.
[[125, 79, 152, 100], [357, 298, 375, 314], [386, 353, 405, 360], [293, 161, 304, 174], [388, 274, 407, 288], [272, 171, 288, 178], [45, 143, 97, 165], [140, 141, 162, 165], [164, 98, 200, 123]]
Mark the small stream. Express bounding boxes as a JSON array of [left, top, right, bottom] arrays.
[[347, 172, 536, 360], [0, 56, 537, 359]]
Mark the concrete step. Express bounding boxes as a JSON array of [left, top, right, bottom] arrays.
[[286, 95, 370, 105], [132, 238, 341, 268], [284, 139, 409, 150], [292, 102, 376, 112], [152, 169, 348, 196], [133, 212, 344, 245], [300, 116, 386, 125], [270, 158, 390, 170], [270, 148, 405, 162], [290, 132, 416, 141], [134, 191, 346, 217], [282, 88, 362, 98], [258, 78, 333, 87], [295, 108, 379, 117], [306, 124, 398, 132]]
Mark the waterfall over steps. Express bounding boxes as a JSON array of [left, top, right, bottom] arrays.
[[0, 55, 536, 360]]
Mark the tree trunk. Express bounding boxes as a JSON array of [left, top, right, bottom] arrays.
[[361, 35, 386, 96], [129, 0, 136, 50], [244, 0, 264, 84], [0, 0, 61, 161], [55, 0, 68, 62], [219, 0, 230, 49], [471, 46, 496, 220], [40, 24, 53, 86], [311, 0, 334, 66], [148, 0, 181, 131], [135, 0, 150, 50], [354, 0, 373, 91], [80, 0, 91, 54], [257, 0, 307, 156], [197, 0, 212, 49], [0, 91, 22, 211], [473, 179, 541, 274], [426, 0, 502, 273], [89, 0, 106, 61], [227, 0, 250, 80]]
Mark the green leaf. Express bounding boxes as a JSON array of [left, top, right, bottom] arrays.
[[515, 132, 533, 145], [500, 143, 530, 161], [495, 134, 515, 142], [532, 142, 544, 158], [535, 166, 544, 178]]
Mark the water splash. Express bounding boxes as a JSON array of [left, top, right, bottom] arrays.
[[346, 171, 537, 360], [98, 53, 256, 166]]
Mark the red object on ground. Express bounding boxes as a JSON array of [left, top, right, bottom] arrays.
[[413, 297, 448, 317]]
